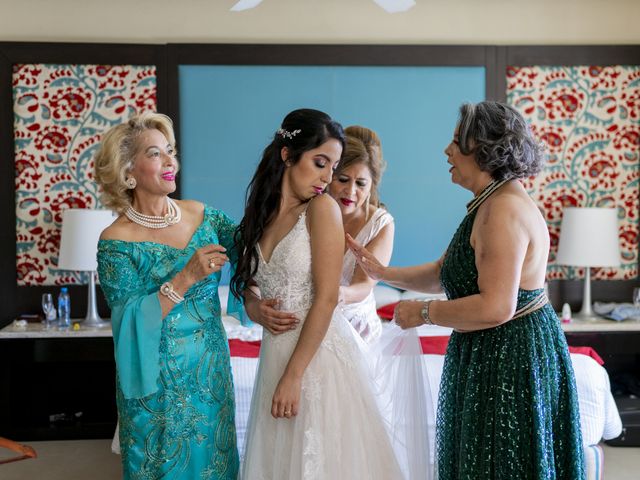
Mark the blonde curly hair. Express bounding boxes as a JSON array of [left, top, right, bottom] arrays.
[[94, 112, 178, 213]]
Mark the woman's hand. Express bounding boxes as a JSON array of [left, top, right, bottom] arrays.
[[179, 244, 229, 285], [393, 300, 426, 330], [345, 233, 387, 281], [247, 297, 299, 335], [271, 373, 302, 419], [17, 444, 37, 458], [1, 438, 37, 458]]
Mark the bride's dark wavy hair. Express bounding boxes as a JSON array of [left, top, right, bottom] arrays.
[[231, 108, 345, 299]]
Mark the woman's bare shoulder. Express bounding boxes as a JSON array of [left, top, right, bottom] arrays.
[[99, 216, 131, 241], [306, 195, 341, 230], [175, 199, 204, 216], [307, 193, 340, 216]]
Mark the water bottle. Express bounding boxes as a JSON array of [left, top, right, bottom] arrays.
[[58, 287, 71, 329]]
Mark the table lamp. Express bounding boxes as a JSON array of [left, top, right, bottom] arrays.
[[555, 207, 621, 318], [57, 209, 116, 327]]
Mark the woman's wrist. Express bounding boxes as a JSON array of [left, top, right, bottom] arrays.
[[283, 363, 305, 380], [243, 294, 262, 324], [171, 271, 192, 296], [380, 266, 398, 285]]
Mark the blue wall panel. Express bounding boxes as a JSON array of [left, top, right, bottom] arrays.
[[179, 65, 485, 278]]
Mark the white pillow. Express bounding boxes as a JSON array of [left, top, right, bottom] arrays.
[[400, 290, 448, 302], [218, 285, 230, 315], [373, 284, 402, 308], [570, 353, 622, 445]]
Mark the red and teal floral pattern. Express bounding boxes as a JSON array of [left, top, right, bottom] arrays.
[[508, 66, 640, 280], [13, 64, 156, 285]]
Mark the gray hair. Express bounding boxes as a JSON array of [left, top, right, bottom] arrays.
[[457, 101, 545, 181]]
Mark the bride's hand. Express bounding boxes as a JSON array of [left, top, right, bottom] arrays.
[[345, 233, 387, 281], [271, 373, 302, 419]]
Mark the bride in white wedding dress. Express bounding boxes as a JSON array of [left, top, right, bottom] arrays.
[[233, 109, 412, 480]]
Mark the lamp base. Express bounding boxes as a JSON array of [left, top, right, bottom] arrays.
[[579, 266, 594, 318], [81, 271, 109, 328], [82, 314, 108, 328]]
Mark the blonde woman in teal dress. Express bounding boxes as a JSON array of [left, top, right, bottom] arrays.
[[95, 112, 244, 479], [348, 102, 585, 479]]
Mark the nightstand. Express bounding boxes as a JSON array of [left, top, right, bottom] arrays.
[[0, 321, 116, 441]]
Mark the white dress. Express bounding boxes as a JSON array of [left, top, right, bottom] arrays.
[[240, 211, 404, 480], [340, 207, 393, 343]]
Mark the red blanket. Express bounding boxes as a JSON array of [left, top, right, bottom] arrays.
[[228, 337, 604, 365], [418, 336, 604, 365]]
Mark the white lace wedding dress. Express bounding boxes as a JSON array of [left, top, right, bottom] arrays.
[[240, 211, 405, 480], [340, 207, 393, 343]]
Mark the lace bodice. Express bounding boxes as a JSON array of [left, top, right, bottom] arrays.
[[255, 212, 314, 319]]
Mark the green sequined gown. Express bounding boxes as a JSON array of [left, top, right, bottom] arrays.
[[97, 206, 240, 480], [437, 183, 585, 480]]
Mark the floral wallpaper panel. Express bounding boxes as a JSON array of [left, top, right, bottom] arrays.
[[507, 65, 640, 280], [13, 64, 157, 286]]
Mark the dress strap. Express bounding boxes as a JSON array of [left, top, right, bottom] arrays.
[[466, 178, 509, 215], [511, 291, 548, 320]]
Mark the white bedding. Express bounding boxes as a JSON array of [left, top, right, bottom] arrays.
[[223, 302, 622, 455], [230, 346, 622, 457]]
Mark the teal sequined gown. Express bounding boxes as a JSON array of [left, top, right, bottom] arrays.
[[97, 206, 241, 480], [437, 181, 585, 480]]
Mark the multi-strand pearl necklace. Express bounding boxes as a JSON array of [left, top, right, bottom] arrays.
[[125, 197, 182, 229]]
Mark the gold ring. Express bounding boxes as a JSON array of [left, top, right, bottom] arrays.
[[209, 259, 216, 269], [284, 410, 291, 415]]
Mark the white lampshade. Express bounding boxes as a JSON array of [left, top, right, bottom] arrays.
[[57, 209, 116, 272], [556, 207, 620, 267]]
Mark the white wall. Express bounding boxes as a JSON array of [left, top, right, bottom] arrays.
[[0, 0, 638, 44]]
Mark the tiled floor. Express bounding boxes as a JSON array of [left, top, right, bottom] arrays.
[[1, 440, 638, 479]]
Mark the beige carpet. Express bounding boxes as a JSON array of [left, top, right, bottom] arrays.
[[1, 440, 638, 479]]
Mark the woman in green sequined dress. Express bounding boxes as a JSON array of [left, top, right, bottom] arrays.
[[95, 113, 243, 479], [348, 102, 585, 479]]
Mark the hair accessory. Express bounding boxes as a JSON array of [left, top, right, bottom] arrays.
[[125, 177, 137, 189], [277, 128, 302, 140]]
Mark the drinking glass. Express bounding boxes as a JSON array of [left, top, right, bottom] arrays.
[[634, 288, 640, 308], [41, 293, 56, 326]]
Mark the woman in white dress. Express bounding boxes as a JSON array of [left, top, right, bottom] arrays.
[[232, 109, 404, 479], [329, 126, 394, 343]]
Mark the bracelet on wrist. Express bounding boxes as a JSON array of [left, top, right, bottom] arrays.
[[160, 281, 185, 304]]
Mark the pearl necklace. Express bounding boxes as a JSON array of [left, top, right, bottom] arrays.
[[125, 197, 182, 229]]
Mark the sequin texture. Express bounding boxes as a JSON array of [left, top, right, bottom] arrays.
[[437, 182, 585, 479]]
